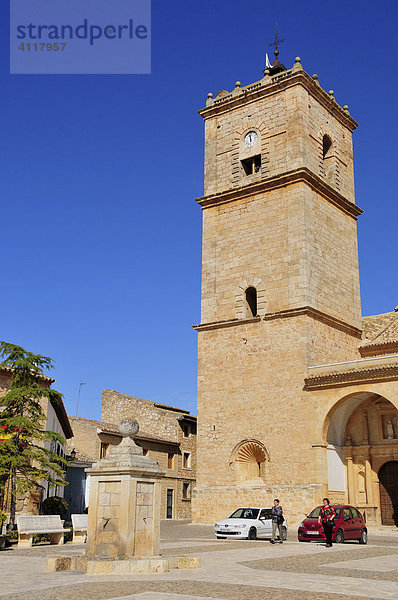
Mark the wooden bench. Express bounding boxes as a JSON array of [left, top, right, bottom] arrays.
[[71, 513, 88, 544], [16, 515, 66, 548]]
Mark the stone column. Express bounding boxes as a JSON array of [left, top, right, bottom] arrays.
[[346, 456, 356, 505], [365, 458, 374, 505], [362, 411, 369, 445], [85, 419, 164, 560]]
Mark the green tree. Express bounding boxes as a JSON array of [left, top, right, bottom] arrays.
[[0, 342, 67, 528]]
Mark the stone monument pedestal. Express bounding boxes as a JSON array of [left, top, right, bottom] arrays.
[[46, 420, 200, 575], [85, 419, 163, 566]]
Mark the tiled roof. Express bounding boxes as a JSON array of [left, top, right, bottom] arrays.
[[98, 424, 179, 446], [0, 367, 73, 439], [361, 311, 398, 344]]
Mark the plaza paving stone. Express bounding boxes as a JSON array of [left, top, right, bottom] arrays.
[[242, 545, 398, 581], [1, 521, 398, 600]]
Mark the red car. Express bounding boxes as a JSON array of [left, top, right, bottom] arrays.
[[298, 505, 367, 544]]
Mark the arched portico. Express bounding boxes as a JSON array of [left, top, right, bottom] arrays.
[[324, 391, 398, 526]]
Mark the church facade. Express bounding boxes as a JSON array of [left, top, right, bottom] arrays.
[[192, 52, 398, 528]]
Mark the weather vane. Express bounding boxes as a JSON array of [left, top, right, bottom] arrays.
[[269, 24, 285, 54]]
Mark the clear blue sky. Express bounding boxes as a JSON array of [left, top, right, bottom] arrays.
[[1, 0, 397, 420]]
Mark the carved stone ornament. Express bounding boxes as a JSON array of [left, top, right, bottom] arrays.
[[118, 419, 140, 438]]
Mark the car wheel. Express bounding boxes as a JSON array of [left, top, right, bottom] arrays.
[[359, 529, 367, 544], [248, 527, 257, 540], [335, 529, 344, 544], [282, 526, 287, 540]]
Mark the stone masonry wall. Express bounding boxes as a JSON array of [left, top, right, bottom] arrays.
[[203, 79, 355, 204], [192, 483, 322, 527], [200, 183, 362, 332], [69, 394, 197, 520], [68, 416, 103, 461], [102, 391, 179, 441], [196, 317, 311, 492]]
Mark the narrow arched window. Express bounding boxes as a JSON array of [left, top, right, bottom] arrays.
[[245, 287, 257, 317], [323, 134, 332, 159]]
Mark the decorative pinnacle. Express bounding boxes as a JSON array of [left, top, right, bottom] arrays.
[[118, 419, 139, 438], [207, 92, 213, 99], [235, 81, 241, 88], [268, 24, 285, 56]]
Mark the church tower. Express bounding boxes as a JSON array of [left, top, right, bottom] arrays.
[[192, 50, 364, 524]]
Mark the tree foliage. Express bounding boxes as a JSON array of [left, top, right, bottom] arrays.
[[42, 495, 69, 517], [0, 342, 67, 526]]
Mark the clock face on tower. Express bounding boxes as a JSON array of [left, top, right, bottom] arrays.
[[244, 131, 258, 147]]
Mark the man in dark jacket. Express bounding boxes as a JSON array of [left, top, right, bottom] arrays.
[[270, 498, 284, 544]]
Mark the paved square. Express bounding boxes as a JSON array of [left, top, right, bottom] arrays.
[[1, 522, 398, 600]]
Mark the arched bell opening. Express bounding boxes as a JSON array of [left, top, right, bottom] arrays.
[[245, 287, 257, 318]]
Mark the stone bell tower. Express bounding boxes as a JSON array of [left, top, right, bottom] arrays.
[[192, 50, 363, 524]]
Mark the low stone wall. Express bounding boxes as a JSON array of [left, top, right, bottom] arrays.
[[192, 483, 322, 527]]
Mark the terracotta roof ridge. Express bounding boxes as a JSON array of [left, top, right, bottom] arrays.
[[306, 361, 398, 379], [0, 364, 55, 383], [362, 314, 398, 346], [362, 311, 397, 319], [104, 389, 191, 414]]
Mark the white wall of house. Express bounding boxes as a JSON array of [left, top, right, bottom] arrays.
[[43, 401, 67, 499]]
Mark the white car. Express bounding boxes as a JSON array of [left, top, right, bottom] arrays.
[[214, 507, 288, 540]]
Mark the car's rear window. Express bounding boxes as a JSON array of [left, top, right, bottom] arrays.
[[308, 506, 341, 518], [229, 508, 259, 519]]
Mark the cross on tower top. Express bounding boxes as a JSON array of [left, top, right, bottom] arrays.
[[268, 25, 285, 56]]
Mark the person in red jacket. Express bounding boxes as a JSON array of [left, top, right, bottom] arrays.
[[318, 498, 336, 547]]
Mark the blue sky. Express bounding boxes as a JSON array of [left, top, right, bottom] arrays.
[[1, 0, 397, 420]]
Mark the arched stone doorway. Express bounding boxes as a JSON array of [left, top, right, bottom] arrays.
[[325, 392, 398, 526], [378, 461, 398, 525]]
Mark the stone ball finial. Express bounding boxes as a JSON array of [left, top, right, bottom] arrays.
[[235, 81, 241, 88], [207, 92, 213, 99], [394, 305, 398, 312], [343, 105, 349, 111], [264, 68, 270, 76], [312, 74, 318, 80], [329, 90, 334, 96], [295, 56, 301, 63], [118, 419, 139, 438]]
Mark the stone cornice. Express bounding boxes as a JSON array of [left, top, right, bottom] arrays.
[[304, 362, 398, 390], [199, 68, 358, 132], [264, 306, 362, 338], [192, 316, 261, 332], [195, 167, 363, 220], [193, 307, 361, 338], [359, 341, 398, 358]]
